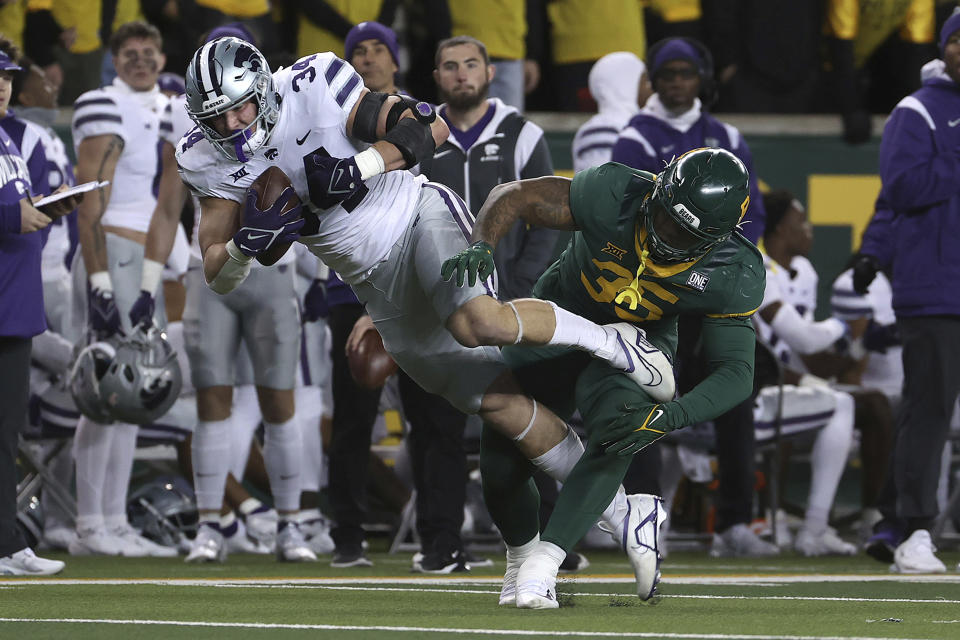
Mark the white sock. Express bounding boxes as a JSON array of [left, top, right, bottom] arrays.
[[73, 416, 113, 531], [805, 390, 855, 533], [526, 540, 566, 576], [193, 418, 232, 513], [530, 425, 584, 483], [546, 302, 626, 368], [599, 486, 629, 534], [506, 535, 540, 566], [102, 422, 138, 528], [296, 387, 323, 494], [263, 417, 302, 513], [230, 385, 261, 479]]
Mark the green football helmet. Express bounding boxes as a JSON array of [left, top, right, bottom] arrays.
[[644, 147, 751, 263]]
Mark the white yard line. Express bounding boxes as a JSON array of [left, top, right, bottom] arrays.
[[0, 617, 939, 640]]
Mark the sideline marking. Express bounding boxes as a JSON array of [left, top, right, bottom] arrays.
[[0, 617, 938, 640]]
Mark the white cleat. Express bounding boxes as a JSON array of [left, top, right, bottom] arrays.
[[710, 523, 780, 558], [245, 508, 278, 552], [111, 524, 179, 558], [68, 528, 122, 556], [892, 530, 946, 574], [223, 520, 272, 555], [794, 527, 856, 557], [0, 548, 65, 576], [603, 323, 675, 402], [616, 494, 666, 601], [276, 523, 318, 562], [186, 524, 227, 563], [301, 516, 336, 555], [515, 555, 560, 609], [42, 526, 77, 551]]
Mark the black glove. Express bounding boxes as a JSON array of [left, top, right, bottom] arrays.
[[128, 290, 155, 329], [89, 288, 122, 339], [863, 319, 900, 353], [851, 253, 881, 295]]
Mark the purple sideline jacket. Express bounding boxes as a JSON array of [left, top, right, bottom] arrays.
[[878, 64, 960, 317], [0, 125, 45, 338], [611, 103, 766, 244]]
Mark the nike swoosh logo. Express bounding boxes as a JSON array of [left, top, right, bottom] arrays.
[[648, 408, 664, 426], [247, 233, 270, 240], [296, 131, 310, 145], [280, 474, 297, 480], [117, 259, 133, 267], [433, 149, 453, 159]]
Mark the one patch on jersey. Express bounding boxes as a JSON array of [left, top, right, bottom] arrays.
[[229, 167, 250, 182], [674, 203, 700, 229], [686, 270, 710, 292]]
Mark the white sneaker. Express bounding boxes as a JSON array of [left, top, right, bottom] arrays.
[[892, 530, 946, 574], [612, 494, 665, 601], [42, 526, 76, 551], [0, 548, 65, 576], [276, 523, 317, 562], [794, 527, 856, 557], [301, 516, 336, 555], [244, 508, 278, 551], [710, 523, 780, 558], [602, 323, 676, 402], [186, 524, 227, 563], [515, 554, 559, 609], [68, 527, 122, 556], [111, 524, 179, 558]]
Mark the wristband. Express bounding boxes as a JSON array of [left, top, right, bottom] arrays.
[[354, 147, 386, 181], [89, 270, 113, 292], [140, 258, 165, 295]]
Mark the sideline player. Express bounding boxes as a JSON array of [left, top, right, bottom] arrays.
[[443, 149, 765, 607], [178, 38, 670, 590]]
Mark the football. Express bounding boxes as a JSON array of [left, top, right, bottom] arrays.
[[348, 328, 398, 389], [248, 166, 300, 266]]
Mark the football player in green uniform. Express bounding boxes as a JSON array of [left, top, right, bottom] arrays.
[[442, 147, 765, 608]]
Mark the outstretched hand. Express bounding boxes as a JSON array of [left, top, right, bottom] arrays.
[[600, 403, 676, 456], [440, 241, 495, 288]]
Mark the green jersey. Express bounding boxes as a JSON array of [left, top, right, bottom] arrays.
[[531, 162, 766, 429]]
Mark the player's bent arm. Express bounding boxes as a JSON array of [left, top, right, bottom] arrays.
[[75, 133, 122, 282], [345, 89, 450, 173], [471, 176, 578, 247], [197, 196, 250, 294], [141, 142, 188, 294], [759, 300, 846, 355]]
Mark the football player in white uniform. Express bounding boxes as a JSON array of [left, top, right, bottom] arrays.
[[69, 21, 176, 558], [133, 34, 314, 562], [753, 191, 857, 556], [179, 38, 674, 598]]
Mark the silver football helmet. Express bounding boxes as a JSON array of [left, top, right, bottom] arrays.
[[98, 326, 182, 425], [128, 475, 198, 551], [68, 340, 117, 424], [184, 36, 280, 161]]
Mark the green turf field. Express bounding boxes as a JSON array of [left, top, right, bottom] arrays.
[[2, 548, 960, 639]]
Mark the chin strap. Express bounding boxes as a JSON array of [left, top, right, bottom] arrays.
[[615, 247, 649, 311]]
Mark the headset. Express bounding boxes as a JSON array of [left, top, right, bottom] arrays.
[[646, 36, 717, 109]]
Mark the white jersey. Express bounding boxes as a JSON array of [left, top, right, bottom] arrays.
[[162, 95, 293, 267], [30, 122, 75, 279], [831, 268, 903, 398], [755, 254, 819, 371], [72, 79, 168, 233], [176, 53, 423, 284]]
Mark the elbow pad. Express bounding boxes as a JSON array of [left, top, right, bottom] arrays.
[[384, 117, 436, 169], [770, 304, 846, 354], [208, 240, 253, 295], [352, 91, 389, 143]]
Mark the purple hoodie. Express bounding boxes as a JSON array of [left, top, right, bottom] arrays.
[[878, 60, 960, 317]]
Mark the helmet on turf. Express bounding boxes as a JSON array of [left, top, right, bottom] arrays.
[[128, 475, 198, 550], [98, 326, 182, 425], [644, 147, 750, 263], [184, 37, 279, 161], [68, 340, 118, 424]]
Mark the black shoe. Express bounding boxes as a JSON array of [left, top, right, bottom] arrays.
[[412, 549, 469, 574], [461, 549, 493, 568], [559, 551, 590, 573], [331, 545, 373, 568]]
